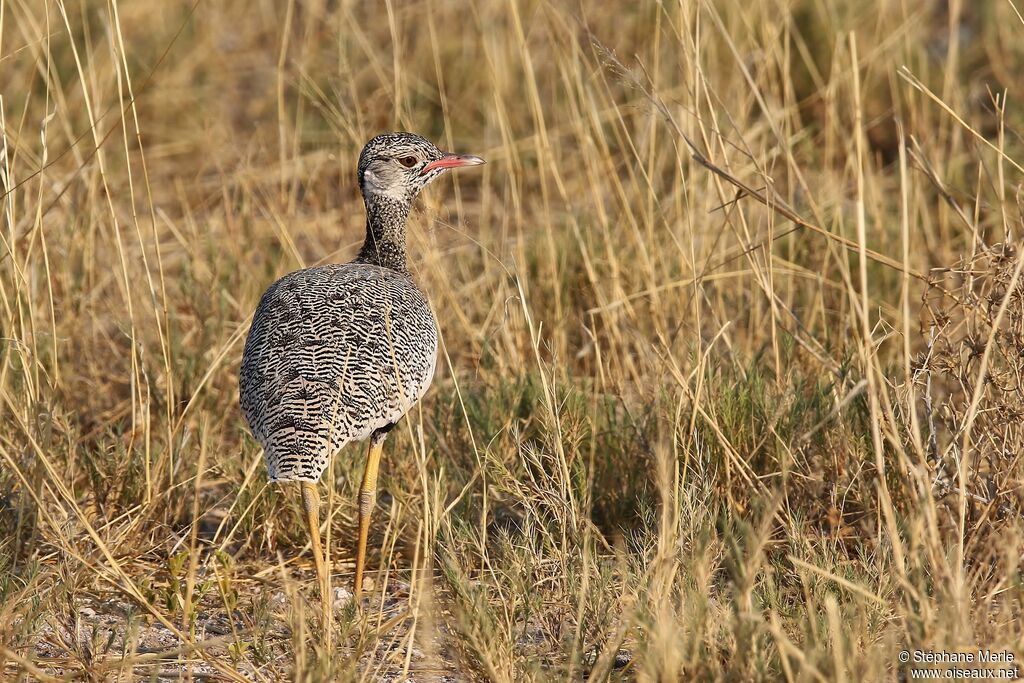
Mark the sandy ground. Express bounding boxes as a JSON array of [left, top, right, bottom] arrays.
[[22, 566, 470, 682]]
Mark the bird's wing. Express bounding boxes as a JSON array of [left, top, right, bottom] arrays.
[[239, 264, 437, 481]]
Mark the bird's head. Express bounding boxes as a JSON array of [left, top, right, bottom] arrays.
[[357, 132, 485, 204]]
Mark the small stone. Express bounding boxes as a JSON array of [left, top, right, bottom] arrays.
[[332, 586, 354, 610], [268, 591, 288, 610], [582, 648, 633, 670], [79, 607, 96, 618]]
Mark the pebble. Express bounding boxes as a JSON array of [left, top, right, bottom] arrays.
[[268, 591, 288, 610], [332, 586, 354, 610]]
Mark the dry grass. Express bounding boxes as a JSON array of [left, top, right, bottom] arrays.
[[2, 0, 1024, 680]]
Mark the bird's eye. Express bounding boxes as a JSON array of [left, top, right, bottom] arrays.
[[397, 156, 418, 168]]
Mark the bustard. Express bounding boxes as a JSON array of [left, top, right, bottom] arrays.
[[239, 132, 484, 634]]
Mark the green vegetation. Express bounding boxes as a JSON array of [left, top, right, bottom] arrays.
[[2, 0, 1023, 680]]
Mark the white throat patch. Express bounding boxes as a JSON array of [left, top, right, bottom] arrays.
[[362, 169, 409, 202]]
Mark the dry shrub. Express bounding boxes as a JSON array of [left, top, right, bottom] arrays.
[[918, 240, 1024, 524]]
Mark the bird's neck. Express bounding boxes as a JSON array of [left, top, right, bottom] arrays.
[[356, 194, 410, 271]]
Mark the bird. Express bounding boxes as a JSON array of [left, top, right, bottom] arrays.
[[239, 132, 484, 635]]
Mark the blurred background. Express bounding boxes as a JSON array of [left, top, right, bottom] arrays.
[[2, 0, 1023, 680]]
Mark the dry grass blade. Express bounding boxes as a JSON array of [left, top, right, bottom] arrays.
[[3, 1, 1024, 681]]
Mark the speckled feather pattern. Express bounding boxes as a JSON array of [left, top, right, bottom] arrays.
[[238, 132, 462, 483], [239, 264, 437, 481]]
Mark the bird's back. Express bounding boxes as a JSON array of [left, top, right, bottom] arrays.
[[239, 263, 438, 482]]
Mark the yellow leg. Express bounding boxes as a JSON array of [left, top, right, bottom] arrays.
[[354, 436, 385, 596], [301, 481, 332, 649]]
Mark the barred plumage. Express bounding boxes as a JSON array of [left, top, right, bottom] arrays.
[[239, 263, 437, 482], [237, 132, 483, 606]]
